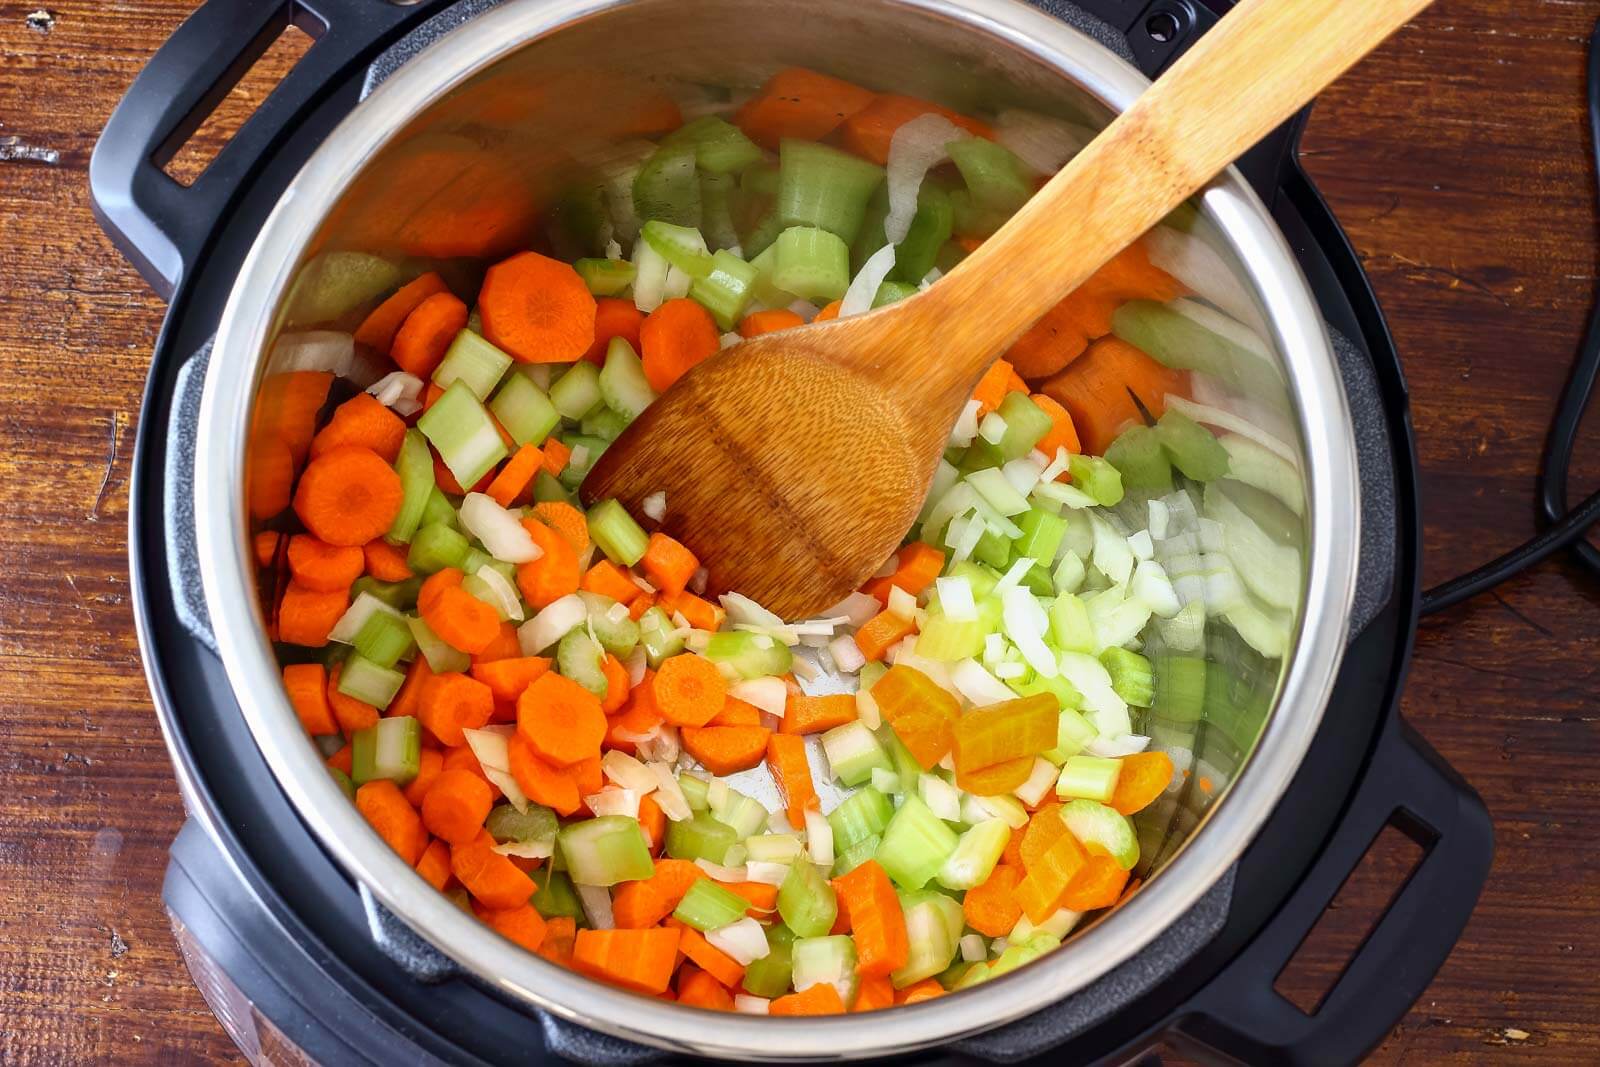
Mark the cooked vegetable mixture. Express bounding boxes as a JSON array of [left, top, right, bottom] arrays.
[[255, 66, 1305, 1014]]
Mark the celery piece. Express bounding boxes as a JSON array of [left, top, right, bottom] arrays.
[[559, 816, 655, 886], [351, 576, 421, 611], [460, 547, 493, 577], [433, 329, 512, 400], [703, 630, 792, 680], [973, 527, 1011, 570], [821, 721, 892, 787], [741, 924, 795, 998], [1019, 561, 1055, 599], [677, 771, 711, 812], [915, 611, 988, 661], [352, 611, 415, 670], [996, 392, 1053, 461], [876, 795, 959, 890], [556, 434, 608, 490], [831, 833, 882, 877], [957, 436, 1004, 476], [967, 467, 1030, 516], [1111, 298, 1284, 399], [633, 143, 701, 228], [1104, 424, 1174, 492], [890, 893, 962, 987], [947, 138, 1032, 220], [586, 498, 649, 566], [558, 629, 608, 698], [876, 724, 922, 794], [852, 183, 890, 273], [327, 765, 356, 800], [665, 812, 739, 864], [872, 281, 918, 308], [1152, 655, 1207, 721], [638, 605, 686, 668], [947, 561, 1000, 599], [890, 184, 956, 285], [338, 653, 405, 710], [777, 139, 885, 245], [486, 802, 559, 846], [1100, 647, 1155, 706], [936, 818, 1009, 891], [1042, 708, 1098, 765], [1068, 454, 1125, 506], [746, 834, 805, 864], [777, 860, 838, 937], [598, 337, 657, 421], [387, 429, 435, 545], [574, 257, 637, 297], [664, 115, 764, 175], [578, 592, 641, 656], [792, 935, 858, 1007], [1010, 668, 1081, 711], [747, 244, 795, 308], [640, 219, 713, 278], [407, 615, 469, 673], [689, 249, 758, 330], [1056, 755, 1122, 803], [1049, 593, 1096, 653], [418, 380, 508, 489], [350, 715, 421, 786], [675, 877, 754, 932], [1058, 799, 1140, 869], [421, 486, 458, 529], [826, 786, 894, 852], [772, 226, 850, 304], [1015, 507, 1067, 563], [1155, 410, 1231, 482], [699, 171, 741, 250], [988, 931, 1061, 978], [406, 521, 470, 575], [735, 163, 783, 257], [531, 867, 585, 921], [580, 407, 630, 441], [532, 470, 572, 505], [711, 787, 769, 838], [549, 360, 602, 421]]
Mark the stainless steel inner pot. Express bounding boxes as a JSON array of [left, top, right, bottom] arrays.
[[193, 0, 1359, 1057]]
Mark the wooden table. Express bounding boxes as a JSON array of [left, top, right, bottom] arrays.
[[2, 0, 1596, 1061]]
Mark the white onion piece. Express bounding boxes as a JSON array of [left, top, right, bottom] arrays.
[[992, 555, 1035, 598], [789, 653, 821, 683], [720, 331, 743, 350], [472, 564, 525, 623], [885, 113, 967, 243], [886, 584, 918, 622], [390, 397, 422, 418], [664, 264, 692, 301], [577, 885, 615, 930], [694, 858, 748, 882], [827, 634, 866, 674], [641, 491, 667, 523], [646, 762, 691, 821], [623, 644, 648, 687], [949, 398, 982, 448], [601, 750, 658, 793], [462, 727, 531, 813], [1127, 530, 1154, 561], [993, 662, 1025, 680], [730, 676, 788, 716], [492, 839, 555, 860], [519, 593, 587, 654], [1001, 586, 1058, 678], [1085, 733, 1151, 758], [366, 370, 424, 409], [706, 917, 771, 966], [788, 299, 821, 319], [744, 861, 792, 887], [855, 684, 882, 730], [951, 659, 1016, 706], [461, 493, 542, 563], [936, 575, 976, 622], [824, 591, 883, 628], [721, 591, 785, 630], [919, 775, 962, 822], [960, 933, 988, 963], [804, 806, 834, 867], [734, 995, 770, 1015], [1133, 560, 1182, 618], [638, 725, 679, 764], [1013, 757, 1059, 807], [585, 787, 641, 819], [269, 331, 354, 377], [839, 243, 898, 319], [993, 108, 1094, 174], [1039, 446, 1072, 484], [1147, 499, 1171, 541]]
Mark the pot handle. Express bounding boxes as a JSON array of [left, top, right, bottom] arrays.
[[1171, 717, 1492, 1065], [89, 0, 450, 300]]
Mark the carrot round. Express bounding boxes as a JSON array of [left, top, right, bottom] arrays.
[[287, 534, 364, 593], [418, 567, 464, 615], [293, 446, 404, 547], [253, 369, 333, 465], [572, 927, 681, 995], [832, 859, 907, 979], [678, 966, 734, 1010], [483, 903, 548, 952], [278, 582, 349, 647], [583, 297, 646, 364], [475, 620, 525, 665], [283, 662, 337, 735], [470, 656, 552, 703], [450, 828, 535, 909], [516, 670, 606, 767], [581, 560, 640, 604], [248, 432, 296, 521], [355, 271, 448, 355], [421, 586, 502, 654], [737, 308, 804, 338], [515, 518, 581, 610], [356, 779, 429, 865], [640, 532, 699, 598], [479, 251, 597, 364], [962, 863, 1022, 937], [766, 732, 817, 828], [363, 538, 414, 581], [711, 697, 764, 727], [1110, 751, 1174, 815], [421, 767, 496, 845], [418, 672, 494, 746], [1059, 854, 1131, 912], [531, 501, 590, 555], [392, 290, 468, 378], [327, 664, 380, 735], [639, 298, 720, 393], [600, 653, 631, 714], [652, 654, 727, 728], [402, 747, 445, 807], [1039, 336, 1185, 456], [415, 837, 453, 891], [311, 392, 407, 464], [508, 732, 581, 815], [563, 754, 603, 801], [660, 590, 722, 631], [770, 983, 845, 1016], [734, 67, 876, 148], [682, 725, 771, 775], [444, 743, 500, 797]]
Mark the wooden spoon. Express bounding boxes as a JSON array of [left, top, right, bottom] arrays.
[[582, 0, 1431, 619]]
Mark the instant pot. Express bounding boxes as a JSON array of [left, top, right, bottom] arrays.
[[91, 0, 1494, 1062]]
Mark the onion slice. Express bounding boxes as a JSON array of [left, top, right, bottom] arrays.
[[460, 493, 542, 563]]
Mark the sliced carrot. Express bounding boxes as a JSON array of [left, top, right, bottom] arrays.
[[779, 692, 857, 735], [516, 518, 581, 609], [852, 974, 894, 1013], [831, 860, 907, 979], [861, 541, 945, 604], [652, 653, 727, 728], [711, 697, 764, 727], [572, 927, 681, 995], [356, 780, 429, 865], [770, 983, 845, 1016], [356, 272, 449, 354], [971, 357, 1024, 416], [600, 653, 631, 714], [611, 858, 706, 928], [583, 296, 646, 365], [639, 298, 720, 393], [254, 530, 282, 568], [839, 93, 993, 166], [293, 446, 404, 547], [470, 656, 551, 703], [1002, 823, 1025, 870], [734, 68, 876, 149], [326, 663, 380, 736], [642, 532, 701, 597], [363, 538, 414, 582], [392, 291, 469, 378], [682, 725, 771, 775], [963, 863, 1022, 937], [737, 308, 804, 338], [485, 442, 544, 507], [955, 754, 1036, 796], [1039, 336, 1186, 455], [451, 828, 536, 909], [853, 609, 916, 662], [531, 501, 590, 555], [418, 672, 494, 747], [472, 621, 523, 664], [283, 663, 337, 736], [871, 665, 956, 769], [415, 837, 452, 891], [402, 747, 446, 808], [719, 881, 779, 914], [418, 567, 464, 616], [286, 534, 364, 593], [678, 966, 735, 1010], [444, 744, 499, 797], [1110, 751, 1174, 815], [895, 979, 945, 1005], [677, 924, 745, 989], [421, 767, 496, 845], [1017, 828, 1090, 923], [310, 393, 407, 464], [660, 590, 723, 631], [479, 251, 597, 364], [482, 903, 548, 952], [637, 792, 666, 854], [627, 592, 657, 621], [326, 743, 353, 775], [1030, 393, 1081, 459], [517, 670, 607, 767], [813, 300, 843, 322], [538, 916, 578, 967], [278, 582, 349, 647], [391, 656, 434, 724], [951, 692, 1058, 774], [563, 754, 604, 802], [248, 433, 295, 520], [541, 436, 571, 477], [766, 732, 818, 828], [1059, 855, 1132, 912], [581, 560, 641, 604], [507, 732, 581, 815], [252, 370, 333, 465]]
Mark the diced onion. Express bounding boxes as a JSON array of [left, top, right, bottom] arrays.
[[637, 724, 680, 764], [919, 775, 962, 822], [1132, 560, 1182, 618], [584, 787, 641, 819], [268, 331, 355, 377], [935, 575, 976, 622], [366, 370, 424, 409], [993, 108, 1094, 174], [992, 555, 1035, 598], [519, 593, 587, 654], [949, 399, 982, 448], [646, 762, 692, 821], [1002, 586, 1058, 678], [825, 591, 883, 627], [951, 659, 1016, 707], [960, 933, 988, 963], [720, 331, 743, 349], [721, 591, 785, 630], [472, 564, 525, 623], [463, 726, 531, 813], [885, 113, 967, 243], [805, 806, 834, 867], [1013, 757, 1059, 807], [730, 676, 788, 716], [855, 684, 882, 730], [601, 750, 658, 793], [707, 917, 772, 966], [839, 243, 899, 319], [734, 995, 770, 1015], [1147, 499, 1171, 541], [744, 861, 792, 886], [1084, 733, 1151, 758], [1127, 530, 1154, 561], [492, 839, 555, 859], [328, 592, 402, 644], [694, 858, 748, 882], [641, 491, 667, 522], [460, 493, 542, 563], [664, 264, 692, 300], [978, 412, 1008, 446], [886, 584, 918, 622], [826, 634, 866, 674], [788, 299, 822, 320], [1002, 455, 1045, 498], [623, 644, 648, 687], [1039, 446, 1071, 485], [577, 884, 615, 930]]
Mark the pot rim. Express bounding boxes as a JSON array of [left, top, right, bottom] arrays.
[[195, 0, 1360, 1057]]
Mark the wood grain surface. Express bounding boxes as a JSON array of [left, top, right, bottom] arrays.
[[0, 0, 1596, 1062]]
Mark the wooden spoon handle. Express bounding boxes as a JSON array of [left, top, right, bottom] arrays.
[[907, 0, 1431, 384]]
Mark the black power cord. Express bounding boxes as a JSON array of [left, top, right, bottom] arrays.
[[1419, 16, 1600, 617]]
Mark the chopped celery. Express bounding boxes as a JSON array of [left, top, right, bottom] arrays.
[[421, 486, 457, 530], [689, 249, 758, 330], [574, 257, 637, 297], [1104, 425, 1174, 492], [1056, 755, 1122, 803], [703, 630, 792, 680], [947, 561, 1000, 599], [556, 434, 607, 490], [745, 834, 804, 863], [675, 878, 754, 932], [831, 833, 883, 877], [996, 392, 1053, 460], [777, 860, 838, 938], [558, 816, 654, 886], [852, 183, 890, 273], [827, 786, 894, 852], [351, 576, 421, 611], [665, 812, 739, 864], [580, 407, 631, 441], [890, 892, 962, 987], [821, 721, 892, 787], [777, 139, 885, 245], [352, 611, 415, 670], [433, 330, 512, 400], [935, 818, 1009, 891], [1156, 410, 1231, 482], [1067, 455, 1125, 506], [791, 935, 858, 1007], [532, 469, 572, 504], [967, 467, 1030, 516], [1018, 562, 1055, 598], [549, 360, 602, 421], [699, 171, 740, 250], [663, 115, 763, 175], [490, 372, 561, 449], [633, 143, 701, 228], [460, 547, 494, 577], [890, 184, 955, 285], [350, 715, 421, 785], [640, 219, 713, 278], [1100, 647, 1155, 706], [1058, 799, 1140, 869], [586, 498, 649, 566], [710, 787, 770, 838], [873, 281, 918, 307], [338, 653, 405, 709], [1014, 508, 1067, 563], [746, 244, 794, 307], [973, 528, 1011, 569], [557, 629, 608, 698], [486, 802, 558, 846], [1048, 593, 1096, 653], [735, 164, 782, 257], [386, 429, 434, 545], [578, 592, 641, 656], [597, 337, 657, 420], [1153, 655, 1207, 721], [947, 138, 1032, 221], [915, 610, 989, 661], [1111, 298, 1284, 399], [406, 521, 470, 575], [1042, 708, 1098, 764], [531, 867, 585, 921], [877, 725, 923, 794], [772, 226, 850, 304], [987, 931, 1061, 978], [418, 381, 508, 489], [876, 795, 959, 890], [741, 924, 795, 998], [327, 765, 355, 800], [407, 615, 469, 673], [677, 771, 711, 813], [639, 605, 686, 667]]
